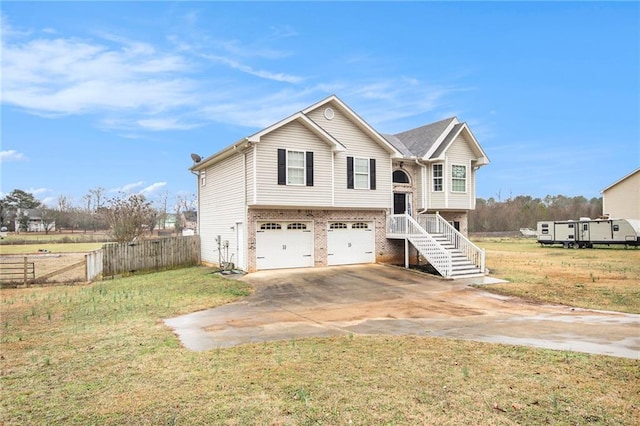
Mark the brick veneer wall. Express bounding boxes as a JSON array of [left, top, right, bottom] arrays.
[[246, 208, 404, 272]]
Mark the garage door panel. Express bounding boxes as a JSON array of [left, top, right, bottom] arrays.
[[256, 222, 313, 270], [327, 222, 375, 266]]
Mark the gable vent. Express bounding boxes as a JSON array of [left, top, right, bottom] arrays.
[[324, 107, 335, 120]]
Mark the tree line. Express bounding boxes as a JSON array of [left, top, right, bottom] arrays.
[[469, 195, 603, 233], [0, 188, 196, 243]]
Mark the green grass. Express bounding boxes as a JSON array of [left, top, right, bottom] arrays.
[[474, 238, 640, 314], [2, 266, 639, 425]]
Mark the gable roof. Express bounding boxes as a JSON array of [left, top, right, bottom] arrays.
[[382, 117, 489, 166], [384, 117, 457, 158], [192, 95, 406, 171], [302, 95, 402, 156], [601, 167, 640, 193]]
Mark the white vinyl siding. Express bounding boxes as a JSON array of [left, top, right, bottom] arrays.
[[427, 134, 476, 210], [198, 152, 246, 268], [254, 121, 332, 207], [446, 134, 475, 209], [603, 171, 640, 219], [307, 106, 392, 209]]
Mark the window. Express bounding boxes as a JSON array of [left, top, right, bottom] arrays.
[[393, 170, 410, 184], [451, 165, 466, 192], [287, 223, 307, 230], [352, 222, 369, 229], [200, 170, 206, 187], [354, 158, 369, 189], [260, 223, 281, 230], [347, 157, 376, 190], [287, 151, 305, 185], [278, 149, 314, 186], [329, 222, 348, 229], [433, 164, 443, 191], [613, 224, 619, 232]]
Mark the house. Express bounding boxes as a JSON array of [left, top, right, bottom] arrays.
[[14, 208, 55, 232], [157, 213, 177, 230], [601, 168, 640, 220], [191, 95, 489, 278]]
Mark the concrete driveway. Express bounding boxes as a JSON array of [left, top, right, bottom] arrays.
[[165, 264, 640, 359]]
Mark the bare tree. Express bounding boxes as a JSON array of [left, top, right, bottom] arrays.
[[37, 207, 56, 234], [88, 187, 106, 211], [103, 194, 157, 243]]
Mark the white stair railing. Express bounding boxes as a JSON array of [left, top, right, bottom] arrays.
[[419, 214, 485, 273], [387, 214, 452, 277]]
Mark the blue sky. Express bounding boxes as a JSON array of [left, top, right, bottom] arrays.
[[1, 1, 639, 210]]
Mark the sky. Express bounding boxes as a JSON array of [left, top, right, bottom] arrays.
[[1, 1, 639, 210]]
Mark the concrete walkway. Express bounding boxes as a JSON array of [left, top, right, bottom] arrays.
[[165, 264, 640, 359]]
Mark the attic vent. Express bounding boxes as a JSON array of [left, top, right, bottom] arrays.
[[324, 107, 335, 120]]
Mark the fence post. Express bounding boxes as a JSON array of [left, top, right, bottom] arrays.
[[23, 256, 28, 286]]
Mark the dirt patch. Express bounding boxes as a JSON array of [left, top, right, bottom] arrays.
[[0, 253, 87, 286]]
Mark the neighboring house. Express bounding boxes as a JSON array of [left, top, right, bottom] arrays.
[[181, 210, 197, 231], [14, 208, 55, 232], [157, 213, 177, 230], [191, 95, 490, 278], [601, 168, 640, 220]]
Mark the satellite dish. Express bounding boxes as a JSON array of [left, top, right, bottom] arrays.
[[190, 153, 202, 163]]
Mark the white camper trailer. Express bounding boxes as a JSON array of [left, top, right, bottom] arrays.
[[537, 218, 640, 248]]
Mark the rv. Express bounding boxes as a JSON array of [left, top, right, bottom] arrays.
[[537, 218, 640, 248]]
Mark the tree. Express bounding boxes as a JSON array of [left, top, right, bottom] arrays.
[[103, 194, 157, 243], [37, 207, 56, 234], [1, 189, 42, 231], [3, 189, 42, 209]]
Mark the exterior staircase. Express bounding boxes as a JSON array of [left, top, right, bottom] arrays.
[[429, 233, 484, 278], [387, 213, 486, 279]]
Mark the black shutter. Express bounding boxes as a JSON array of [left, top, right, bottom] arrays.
[[347, 156, 354, 189], [277, 149, 286, 185], [369, 158, 376, 190], [306, 152, 314, 186]]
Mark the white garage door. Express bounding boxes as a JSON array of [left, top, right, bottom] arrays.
[[256, 222, 313, 270], [327, 222, 375, 266]]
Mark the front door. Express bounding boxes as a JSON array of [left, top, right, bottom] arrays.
[[393, 193, 411, 215]]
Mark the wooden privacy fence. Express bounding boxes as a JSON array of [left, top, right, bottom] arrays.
[[102, 235, 200, 277], [85, 249, 103, 282]]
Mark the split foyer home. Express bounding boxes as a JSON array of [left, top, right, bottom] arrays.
[[191, 95, 490, 278]]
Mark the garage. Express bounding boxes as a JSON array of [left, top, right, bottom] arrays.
[[256, 222, 314, 270], [327, 221, 375, 265]]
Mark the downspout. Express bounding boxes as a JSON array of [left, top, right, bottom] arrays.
[[189, 169, 200, 238], [414, 158, 429, 215]]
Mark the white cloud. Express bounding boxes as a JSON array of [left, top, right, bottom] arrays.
[[27, 187, 49, 196], [140, 182, 167, 195], [0, 150, 26, 162], [135, 118, 201, 131], [41, 196, 56, 207], [1, 15, 461, 137], [1, 35, 197, 116], [111, 181, 145, 193], [201, 53, 303, 84]]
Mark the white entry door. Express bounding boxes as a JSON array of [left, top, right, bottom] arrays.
[[327, 222, 375, 266], [256, 222, 313, 270]]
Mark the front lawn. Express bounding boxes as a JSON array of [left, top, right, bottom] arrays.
[[476, 238, 640, 314], [2, 266, 638, 425]]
